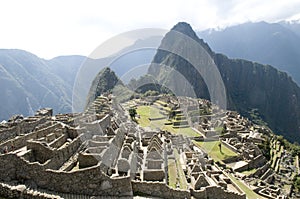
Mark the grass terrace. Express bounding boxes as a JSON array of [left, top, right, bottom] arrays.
[[174, 149, 188, 189], [167, 149, 188, 189], [228, 174, 267, 199], [168, 159, 177, 188], [194, 140, 237, 163], [136, 105, 199, 137]]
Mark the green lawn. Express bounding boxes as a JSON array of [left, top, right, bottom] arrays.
[[174, 149, 188, 189], [194, 140, 237, 162], [168, 159, 177, 188], [136, 106, 164, 127], [163, 124, 200, 137], [228, 174, 267, 199], [136, 105, 199, 137], [137, 105, 164, 119], [168, 151, 188, 189]]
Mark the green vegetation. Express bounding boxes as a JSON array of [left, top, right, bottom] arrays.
[[194, 140, 237, 162], [129, 107, 137, 121], [136, 106, 164, 127], [147, 22, 300, 143], [228, 174, 267, 199], [215, 126, 225, 135], [200, 108, 212, 115], [277, 135, 300, 156], [174, 149, 188, 189], [164, 125, 199, 137], [168, 159, 177, 188], [293, 177, 300, 193], [258, 136, 271, 160], [136, 105, 199, 137], [248, 108, 268, 127], [167, 150, 189, 189]]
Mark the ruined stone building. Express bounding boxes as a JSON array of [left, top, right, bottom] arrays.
[[0, 97, 246, 199]]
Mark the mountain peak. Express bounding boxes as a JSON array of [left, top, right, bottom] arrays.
[[167, 22, 214, 56], [171, 22, 199, 40], [171, 22, 193, 31], [86, 67, 122, 108]]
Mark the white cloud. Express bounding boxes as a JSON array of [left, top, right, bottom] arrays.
[[0, 0, 299, 58]]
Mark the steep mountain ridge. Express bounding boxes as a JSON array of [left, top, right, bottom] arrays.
[[148, 22, 300, 142]]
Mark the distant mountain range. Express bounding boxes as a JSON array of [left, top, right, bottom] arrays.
[[198, 21, 300, 85], [0, 36, 162, 120], [0, 49, 84, 120]]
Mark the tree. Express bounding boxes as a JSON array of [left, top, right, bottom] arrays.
[[293, 177, 300, 192], [168, 109, 176, 120], [129, 108, 137, 121], [218, 142, 222, 153]]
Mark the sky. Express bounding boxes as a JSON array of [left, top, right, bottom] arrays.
[[0, 0, 300, 59]]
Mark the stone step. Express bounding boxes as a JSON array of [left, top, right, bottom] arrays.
[[59, 193, 91, 199], [260, 168, 273, 181]]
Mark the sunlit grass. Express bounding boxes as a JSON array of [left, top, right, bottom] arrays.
[[228, 173, 267, 199], [168, 159, 177, 188], [174, 149, 188, 189], [136, 105, 199, 137], [194, 140, 237, 162]]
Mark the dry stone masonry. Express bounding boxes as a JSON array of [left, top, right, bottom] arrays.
[[0, 94, 297, 198]]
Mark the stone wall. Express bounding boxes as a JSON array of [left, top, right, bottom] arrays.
[[223, 155, 242, 164], [101, 129, 125, 170], [0, 154, 132, 196], [248, 154, 267, 169], [235, 154, 267, 172], [0, 183, 62, 199], [27, 141, 55, 164], [80, 114, 111, 135], [191, 186, 246, 199], [132, 181, 190, 199], [0, 122, 63, 151], [49, 134, 67, 149], [190, 188, 206, 198], [221, 140, 239, 154], [250, 162, 270, 178], [19, 133, 82, 170], [45, 135, 83, 170], [143, 169, 165, 181], [0, 117, 47, 144], [78, 153, 100, 168]]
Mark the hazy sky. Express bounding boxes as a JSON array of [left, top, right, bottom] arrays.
[[1, 0, 300, 59]]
